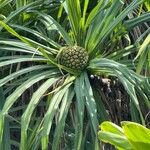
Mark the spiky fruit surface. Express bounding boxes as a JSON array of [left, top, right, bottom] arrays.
[[57, 46, 89, 70]]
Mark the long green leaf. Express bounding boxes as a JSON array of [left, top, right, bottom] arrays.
[[20, 77, 60, 150], [0, 57, 47, 68], [36, 11, 73, 46], [74, 74, 85, 150], [41, 82, 73, 150], [0, 70, 60, 148], [52, 85, 74, 150], [0, 65, 51, 86], [124, 12, 150, 30]]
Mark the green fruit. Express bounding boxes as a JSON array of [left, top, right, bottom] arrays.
[[57, 46, 89, 70]]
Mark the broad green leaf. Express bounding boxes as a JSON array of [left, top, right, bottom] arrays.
[[99, 121, 150, 150], [100, 121, 124, 136], [122, 121, 150, 150], [98, 131, 133, 150], [98, 121, 132, 149]]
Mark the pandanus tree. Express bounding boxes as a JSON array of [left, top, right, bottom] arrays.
[[0, 0, 150, 149]]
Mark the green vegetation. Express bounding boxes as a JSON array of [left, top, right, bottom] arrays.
[[0, 0, 149, 149], [98, 121, 150, 150]]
